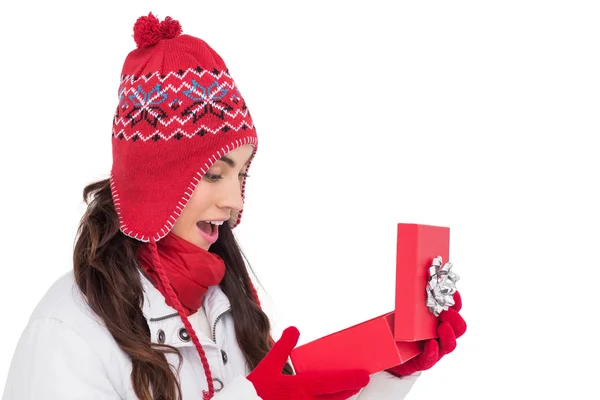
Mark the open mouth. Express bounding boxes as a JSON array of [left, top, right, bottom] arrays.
[[196, 221, 215, 235], [195, 220, 225, 243]]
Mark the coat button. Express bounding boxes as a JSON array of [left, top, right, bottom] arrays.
[[213, 378, 223, 393], [178, 328, 190, 342], [221, 350, 228, 365], [157, 329, 165, 344]]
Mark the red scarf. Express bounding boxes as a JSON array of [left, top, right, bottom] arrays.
[[137, 232, 226, 316]]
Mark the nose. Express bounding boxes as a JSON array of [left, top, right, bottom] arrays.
[[216, 176, 244, 214]]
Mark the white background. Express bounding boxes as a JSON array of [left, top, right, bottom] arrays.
[[0, 1, 598, 399]]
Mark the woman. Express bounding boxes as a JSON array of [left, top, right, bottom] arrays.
[[2, 12, 466, 400]]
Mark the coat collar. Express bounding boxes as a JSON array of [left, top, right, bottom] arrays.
[[138, 269, 232, 343]]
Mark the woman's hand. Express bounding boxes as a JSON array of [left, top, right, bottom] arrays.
[[387, 291, 467, 377], [247, 326, 370, 399]]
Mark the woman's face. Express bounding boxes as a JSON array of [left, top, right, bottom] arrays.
[[171, 144, 255, 250]]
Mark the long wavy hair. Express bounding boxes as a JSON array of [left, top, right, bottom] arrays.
[[73, 178, 293, 400]]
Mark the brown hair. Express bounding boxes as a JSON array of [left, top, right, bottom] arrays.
[[73, 178, 292, 400]]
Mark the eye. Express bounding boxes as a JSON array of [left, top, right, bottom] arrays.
[[204, 173, 222, 182], [239, 173, 250, 179]]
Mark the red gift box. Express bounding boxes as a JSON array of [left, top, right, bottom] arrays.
[[394, 223, 450, 342], [289, 222, 451, 374], [290, 312, 422, 375]]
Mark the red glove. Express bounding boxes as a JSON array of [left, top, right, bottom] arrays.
[[387, 291, 467, 377], [247, 326, 370, 400]]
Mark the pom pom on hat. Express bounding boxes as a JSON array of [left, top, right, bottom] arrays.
[[133, 12, 182, 48], [160, 16, 182, 40]]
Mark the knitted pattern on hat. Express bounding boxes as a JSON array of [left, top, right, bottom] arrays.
[[109, 13, 262, 399]]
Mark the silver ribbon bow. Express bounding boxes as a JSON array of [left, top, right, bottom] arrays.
[[426, 256, 460, 317]]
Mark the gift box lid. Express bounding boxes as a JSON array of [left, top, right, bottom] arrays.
[[394, 223, 450, 341]]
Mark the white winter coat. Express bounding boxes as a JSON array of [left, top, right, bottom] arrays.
[[2, 270, 419, 399]]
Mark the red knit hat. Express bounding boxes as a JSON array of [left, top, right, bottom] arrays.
[[109, 13, 260, 399], [111, 12, 257, 243]]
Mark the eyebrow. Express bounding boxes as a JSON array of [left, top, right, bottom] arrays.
[[218, 155, 236, 168], [218, 154, 252, 168]]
